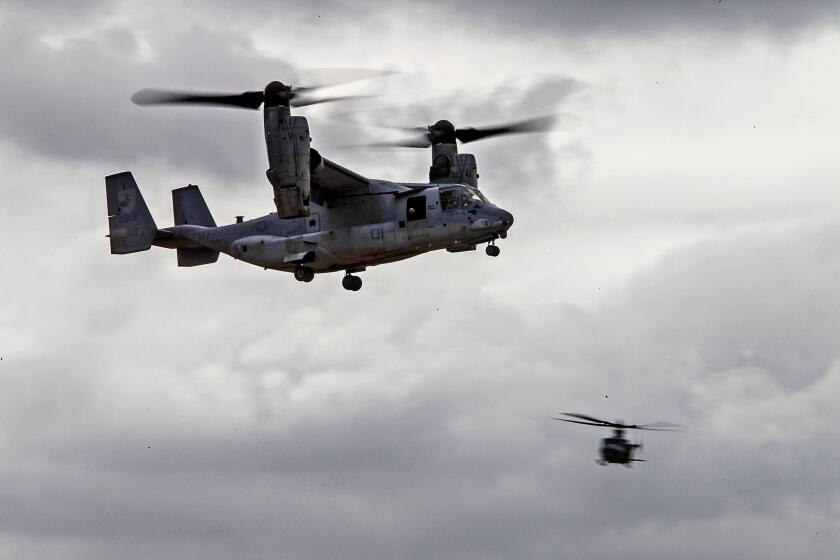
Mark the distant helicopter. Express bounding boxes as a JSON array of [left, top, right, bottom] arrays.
[[105, 74, 557, 291], [553, 413, 680, 467]]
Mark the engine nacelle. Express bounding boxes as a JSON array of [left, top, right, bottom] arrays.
[[264, 109, 311, 218], [428, 144, 478, 187], [456, 153, 478, 187]]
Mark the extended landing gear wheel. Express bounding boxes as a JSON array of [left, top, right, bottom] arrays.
[[342, 274, 362, 291], [294, 266, 314, 282], [485, 244, 500, 257]]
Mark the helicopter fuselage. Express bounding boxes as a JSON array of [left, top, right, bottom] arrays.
[[112, 82, 524, 290], [154, 181, 513, 274], [598, 436, 641, 465]]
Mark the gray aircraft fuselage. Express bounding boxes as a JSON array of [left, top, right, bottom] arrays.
[[154, 180, 513, 274], [109, 85, 517, 288]]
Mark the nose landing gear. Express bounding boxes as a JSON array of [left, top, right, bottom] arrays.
[[294, 266, 315, 282], [342, 272, 363, 291], [485, 241, 500, 257]]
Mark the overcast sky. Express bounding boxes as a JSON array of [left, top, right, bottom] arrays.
[[1, 1, 840, 559]]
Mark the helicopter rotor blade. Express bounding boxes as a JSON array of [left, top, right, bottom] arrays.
[[555, 413, 682, 431], [551, 417, 611, 427], [132, 69, 391, 111], [560, 413, 614, 426], [131, 88, 371, 111], [293, 68, 395, 90], [327, 105, 434, 132], [454, 115, 558, 144], [292, 94, 377, 108], [344, 111, 578, 150], [636, 422, 683, 431], [131, 88, 265, 110], [354, 136, 432, 149]]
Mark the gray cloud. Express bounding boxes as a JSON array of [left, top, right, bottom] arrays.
[[0, 15, 272, 179], [434, 0, 840, 37], [3, 214, 840, 558], [330, 75, 584, 194], [0, 6, 577, 191]]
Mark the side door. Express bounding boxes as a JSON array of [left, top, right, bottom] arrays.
[[405, 194, 429, 244]]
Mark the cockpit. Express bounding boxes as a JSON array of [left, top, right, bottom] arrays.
[[440, 186, 489, 211]]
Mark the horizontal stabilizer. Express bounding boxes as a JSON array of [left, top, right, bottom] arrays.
[[177, 247, 219, 267]]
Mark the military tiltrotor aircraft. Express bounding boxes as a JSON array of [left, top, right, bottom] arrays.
[[106, 78, 556, 290], [553, 413, 681, 467]]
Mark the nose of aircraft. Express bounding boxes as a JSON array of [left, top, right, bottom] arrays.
[[469, 206, 515, 234], [499, 208, 514, 229]]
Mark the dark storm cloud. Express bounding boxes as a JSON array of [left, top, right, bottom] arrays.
[[0, 10, 312, 180], [160, 0, 840, 36], [0, 0, 581, 237], [436, 0, 840, 36]]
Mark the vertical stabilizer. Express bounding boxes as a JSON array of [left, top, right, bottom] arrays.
[[172, 185, 219, 266], [172, 185, 216, 227], [264, 106, 311, 218], [105, 172, 157, 254]]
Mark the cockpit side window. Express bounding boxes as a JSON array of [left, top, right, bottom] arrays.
[[460, 187, 487, 207], [441, 187, 488, 211]]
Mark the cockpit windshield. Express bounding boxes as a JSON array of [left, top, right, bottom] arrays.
[[440, 186, 488, 211]]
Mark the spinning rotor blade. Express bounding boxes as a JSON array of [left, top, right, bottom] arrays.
[[560, 413, 614, 426], [131, 88, 265, 110], [350, 112, 577, 149], [132, 69, 391, 111], [454, 115, 557, 144], [555, 413, 680, 431], [551, 417, 611, 427], [131, 87, 368, 110], [356, 137, 432, 149], [329, 104, 434, 131], [292, 94, 377, 108], [636, 422, 682, 431], [293, 67, 395, 89]]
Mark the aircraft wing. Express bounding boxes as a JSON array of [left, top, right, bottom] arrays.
[[311, 155, 369, 195]]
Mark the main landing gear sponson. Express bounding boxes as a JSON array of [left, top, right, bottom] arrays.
[[294, 266, 315, 282], [342, 273, 363, 291]]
